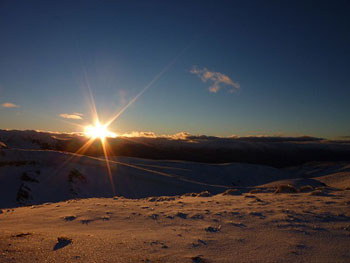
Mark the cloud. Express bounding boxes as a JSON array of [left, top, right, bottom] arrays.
[[119, 131, 326, 146], [2, 102, 20, 108], [121, 131, 157, 138], [190, 66, 240, 93], [120, 131, 192, 140], [59, 113, 83, 120]]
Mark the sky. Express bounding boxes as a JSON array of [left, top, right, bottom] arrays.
[[0, 0, 349, 138]]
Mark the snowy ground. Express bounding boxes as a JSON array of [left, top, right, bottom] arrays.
[[1, 147, 350, 262], [1, 190, 350, 262], [0, 148, 295, 208]]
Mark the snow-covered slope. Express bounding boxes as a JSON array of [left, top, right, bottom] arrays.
[[1, 133, 350, 262], [1, 190, 349, 263], [0, 130, 59, 149], [0, 148, 296, 209], [2, 148, 349, 209]]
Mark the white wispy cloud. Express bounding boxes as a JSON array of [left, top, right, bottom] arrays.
[[121, 131, 157, 138], [59, 113, 83, 120], [120, 131, 191, 140], [2, 102, 20, 108], [190, 66, 240, 93]]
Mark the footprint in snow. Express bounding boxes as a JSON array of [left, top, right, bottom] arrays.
[[12, 232, 32, 238], [191, 214, 204, 219], [192, 255, 206, 263], [205, 225, 221, 232], [228, 221, 246, 228], [63, 215, 76, 221], [249, 212, 265, 219], [80, 219, 94, 224], [53, 237, 72, 250], [150, 240, 168, 248], [176, 212, 188, 219], [192, 239, 207, 247], [149, 213, 159, 220]]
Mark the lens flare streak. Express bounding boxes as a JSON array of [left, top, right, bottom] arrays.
[[74, 45, 191, 195], [101, 139, 116, 195]]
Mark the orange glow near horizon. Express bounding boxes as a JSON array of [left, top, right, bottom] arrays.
[[82, 113, 117, 195], [72, 51, 184, 196], [84, 120, 117, 140], [61, 91, 186, 197]]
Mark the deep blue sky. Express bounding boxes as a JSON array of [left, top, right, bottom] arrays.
[[0, 0, 349, 138]]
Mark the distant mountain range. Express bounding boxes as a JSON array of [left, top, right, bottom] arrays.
[[1, 129, 349, 167]]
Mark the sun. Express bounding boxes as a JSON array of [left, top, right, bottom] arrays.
[[84, 121, 117, 140]]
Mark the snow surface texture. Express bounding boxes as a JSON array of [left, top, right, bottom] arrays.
[[0, 148, 292, 208], [2, 148, 349, 209], [0, 191, 350, 262], [0, 130, 350, 262]]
